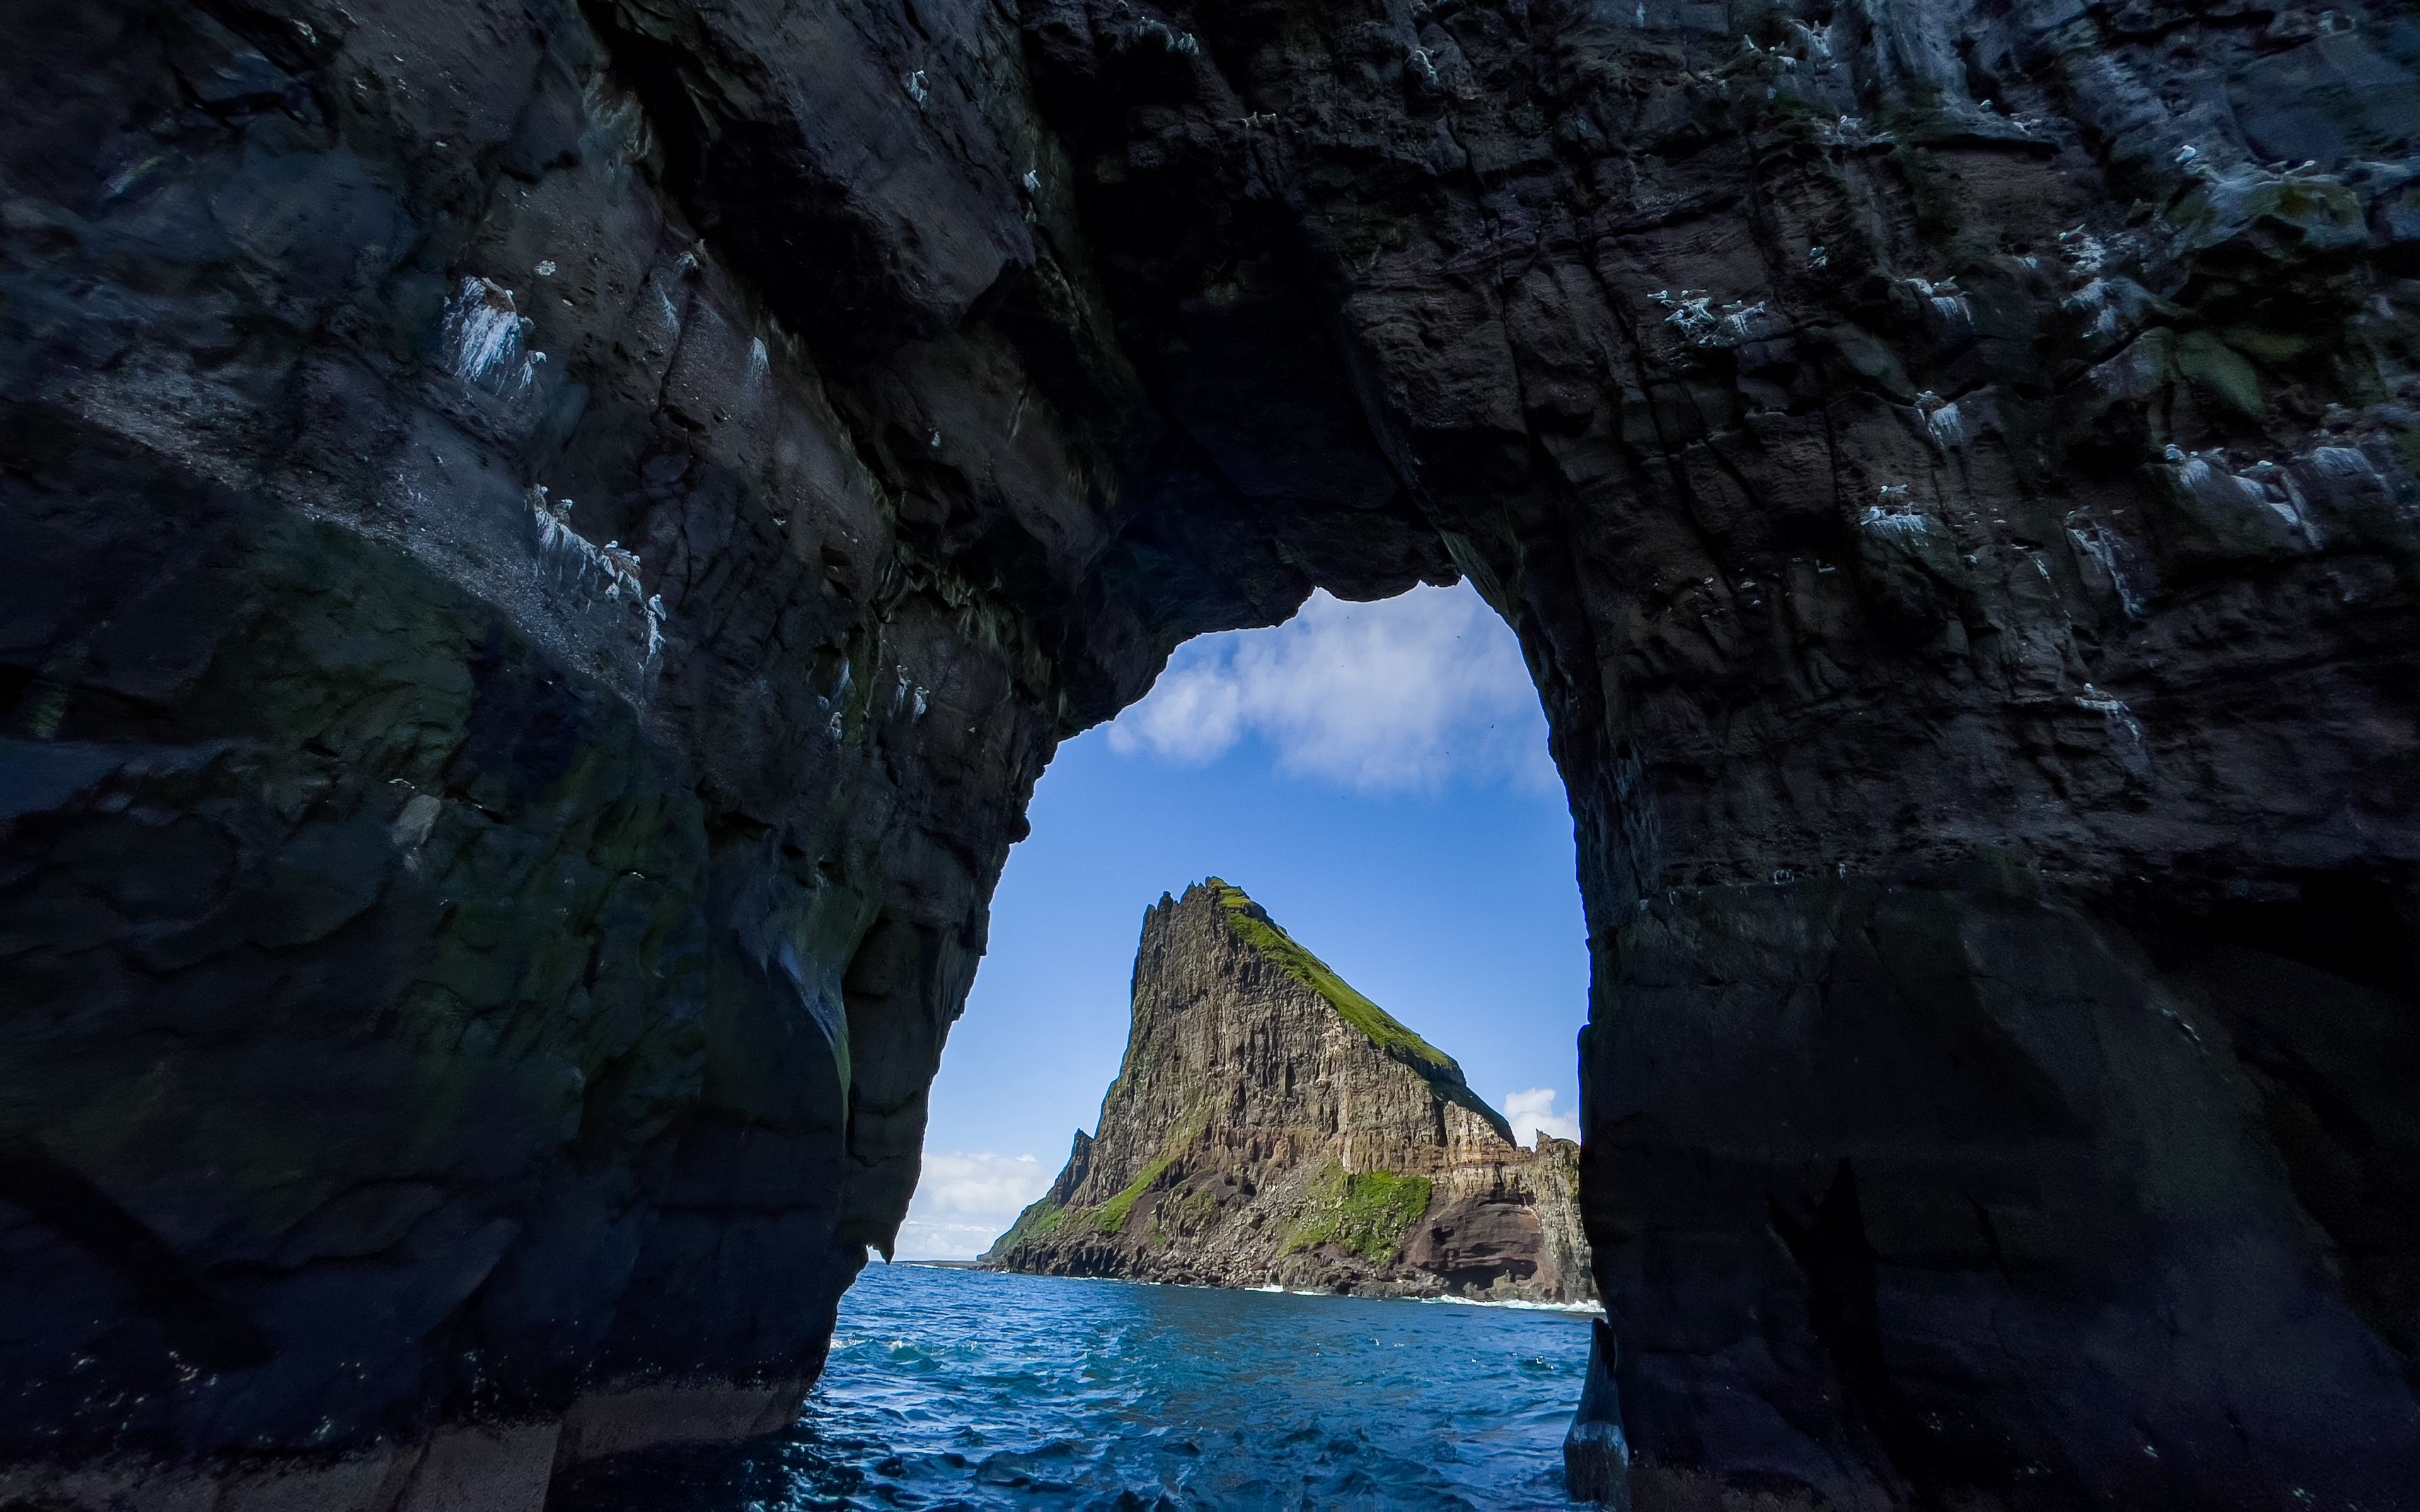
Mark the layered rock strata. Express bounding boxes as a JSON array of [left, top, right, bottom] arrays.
[[4, 0, 2420, 1507], [984, 880, 1593, 1300]]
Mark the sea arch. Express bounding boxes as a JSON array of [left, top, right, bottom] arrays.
[[1, 1, 2417, 1509]]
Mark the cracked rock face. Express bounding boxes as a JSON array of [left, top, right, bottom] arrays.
[[4, 0, 2419, 1507], [982, 880, 1593, 1301]]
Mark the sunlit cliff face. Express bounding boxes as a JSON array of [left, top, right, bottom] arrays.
[[983, 879, 1594, 1303], [4, 0, 2420, 1507]]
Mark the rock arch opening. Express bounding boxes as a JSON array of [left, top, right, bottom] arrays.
[[897, 581, 1590, 1286], [2, 0, 2418, 1508]]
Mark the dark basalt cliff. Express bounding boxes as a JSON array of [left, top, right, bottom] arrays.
[[4, 0, 2420, 1506], [982, 880, 1593, 1300]]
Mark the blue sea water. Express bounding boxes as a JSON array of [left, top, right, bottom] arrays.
[[558, 1263, 1598, 1510]]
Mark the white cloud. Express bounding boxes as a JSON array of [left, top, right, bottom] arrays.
[[1105, 581, 1554, 795], [891, 1217, 1023, 1259], [1502, 1087, 1579, 1146], [892, 1150, 1053, 1261]]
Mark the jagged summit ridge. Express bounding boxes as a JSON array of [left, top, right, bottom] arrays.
[[984, 881, 1589, 1302]]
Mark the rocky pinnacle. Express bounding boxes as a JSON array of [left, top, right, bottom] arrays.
[[984, 880, 1592, 1302]]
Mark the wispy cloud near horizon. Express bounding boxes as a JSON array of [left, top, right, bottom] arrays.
[[1105, 583, 1554, 796], [894, 1150, 1053, 1261]]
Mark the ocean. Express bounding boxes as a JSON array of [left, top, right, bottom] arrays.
[[555, 1261, 1599, 1509]]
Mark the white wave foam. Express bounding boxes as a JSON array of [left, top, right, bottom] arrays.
[[1421, 1294, 1605, 1314]]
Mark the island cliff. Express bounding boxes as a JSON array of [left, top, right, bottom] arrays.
[[985, 881, 1591, 1302]]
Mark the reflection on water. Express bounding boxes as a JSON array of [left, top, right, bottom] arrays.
[[555, 1262, 1594, 1510]]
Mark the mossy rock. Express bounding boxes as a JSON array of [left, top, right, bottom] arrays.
[[1097, 1146, 1182, 1235], [991, 1200, 1066, 1254], [1284, 1164, 1434, 1266], [2174, 329, 2266, 421]]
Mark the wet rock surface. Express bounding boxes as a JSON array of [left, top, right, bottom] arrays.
[[4, 0, 2420, 1507], [982, 879, 1593, 1300]]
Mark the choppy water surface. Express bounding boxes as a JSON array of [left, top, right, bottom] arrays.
[[563, 1263, 1595, 1510]]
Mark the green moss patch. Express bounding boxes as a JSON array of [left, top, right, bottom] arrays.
[[1107, 1096, 1218, 1234], [1097, 1148, 1180, 1235], [2175, 329, 2266, 420], [1286, 1166, 1434, 1265], [989, 1199, 1065, 1256]]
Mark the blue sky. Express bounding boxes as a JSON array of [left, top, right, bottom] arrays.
[[895, 583, 1589, 1259]]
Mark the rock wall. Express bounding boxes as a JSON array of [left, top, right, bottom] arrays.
[[5, 0, 2420, 1506], [0, 1, 1434, 1503], [1013, 0, 2420, 1503], [984, 879, 1594, 1300]]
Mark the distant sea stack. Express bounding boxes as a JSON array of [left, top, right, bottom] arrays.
[[983, 881, 1591, 1302]]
